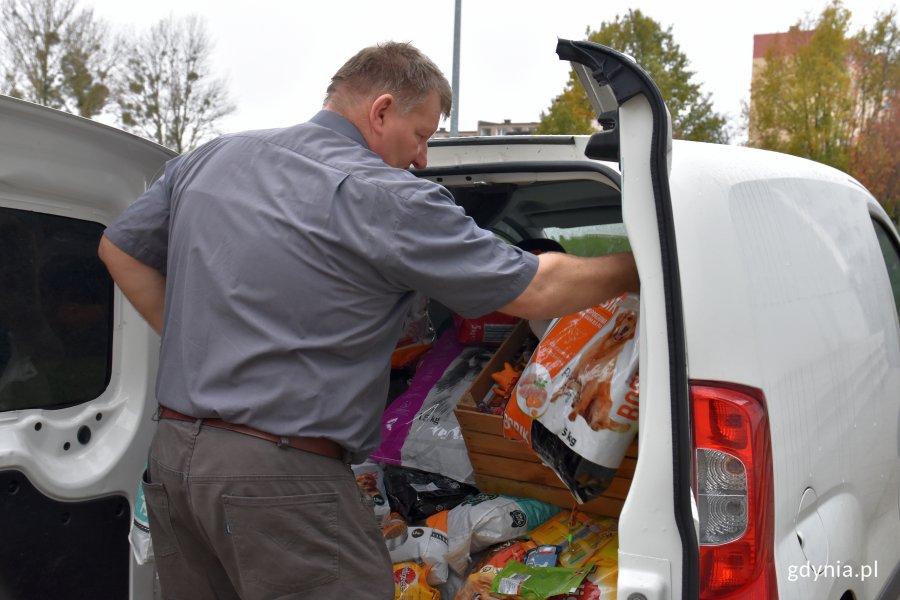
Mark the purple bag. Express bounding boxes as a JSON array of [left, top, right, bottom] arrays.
[[370, 331, 465, 464]]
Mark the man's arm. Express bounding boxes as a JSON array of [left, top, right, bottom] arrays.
[[499, 252, 639, 320], [98, 235, 166, 334]]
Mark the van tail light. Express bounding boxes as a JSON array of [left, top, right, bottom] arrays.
[[692, 382, 777, 599]]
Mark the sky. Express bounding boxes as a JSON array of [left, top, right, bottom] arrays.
[[87, 0, 895, 142]]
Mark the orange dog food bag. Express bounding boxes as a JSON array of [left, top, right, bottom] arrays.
[[504, 293, 640, 502]]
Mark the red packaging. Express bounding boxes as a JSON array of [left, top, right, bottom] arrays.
[[453, 312, 520, 347]]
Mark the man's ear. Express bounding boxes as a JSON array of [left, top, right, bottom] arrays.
[[368, 94, 395, 136]]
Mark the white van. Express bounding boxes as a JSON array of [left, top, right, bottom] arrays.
[[0, 40, 898, 599]]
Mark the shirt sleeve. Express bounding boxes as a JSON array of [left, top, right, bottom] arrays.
[[382, 184, 539, 318], [103, 156, 182, 275]]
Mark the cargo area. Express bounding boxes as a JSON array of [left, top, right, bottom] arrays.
[[453, 320, 637, 519], [363, 167, 639, 599]]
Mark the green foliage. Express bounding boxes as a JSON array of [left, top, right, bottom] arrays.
[[556, 233, 631, 257], [749, 2, 898, 221], [0, 0, 114, 117], [749, 4, 855, 171], [537, 10, 729, 143], [535, 75, 595, 135]]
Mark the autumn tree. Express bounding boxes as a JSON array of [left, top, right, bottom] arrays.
[[537, 9, 729, 143], [749, 4, 855, 171], [116, 15, 234, 153], [850, 10, 898, 223], [749, 3, 898, 222], [0, 0, 115, 117]]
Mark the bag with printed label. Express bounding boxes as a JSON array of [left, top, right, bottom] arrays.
[[374, 330, 490, 484], [503, 293, 640, 503], [528, 511, 617, 569], [387, 522, 450, 585], [352, 460, 391, 528], [128, 470, 153, 565], [392, 294, 435, 369], [445, 493, 560, 576], [452, 312, 520, 347], [393, 562, 441, 600], [382, 465, 479, 522], [489, 560, 591, 600], [453, 538, 537, 600]]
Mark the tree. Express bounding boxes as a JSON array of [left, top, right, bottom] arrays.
[[749, 4, 855, 172], [537, 9, 729, 143], [535, 79, 597, 135], [850, 10, 899, 223], [853, 101, 899, 223], [116, 15, 234, 153], [0, 0, 115, 117], [749, 3, 898, 221]]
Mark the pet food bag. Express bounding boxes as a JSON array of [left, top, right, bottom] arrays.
[[374, 330, 491, 484], [352, 460, 391, 528], [392, 293, 435, 369], [489, 561, 592, 600], [452, 312, 520, 347], [578, 533, 619, 600], [393, 562, 441, 600], [453, 539, 537, 600], [445, 493, 561, 575], [129, 470, 153, 565], [504, 293, 640, 503], [374, 331, 466, 466], [382, 465, 479, 522], [528, 511, 618, 569], [387, 524, 451, 585]]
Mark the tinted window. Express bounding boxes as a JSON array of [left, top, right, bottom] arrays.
[[0, 207, 112, 411], [872, 219, 900, 321], [448, 178, 625, 257], [544, 223, 632, 256]]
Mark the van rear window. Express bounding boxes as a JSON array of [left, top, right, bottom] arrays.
[[0, 207, 112, 412], [872, 219, 900, 321], [445, 177, 626, 257]]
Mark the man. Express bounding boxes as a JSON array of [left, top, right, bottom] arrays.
[[99, 42, 638, 599]]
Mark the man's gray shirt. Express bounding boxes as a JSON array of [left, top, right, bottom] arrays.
[[104, 110, 538, 463]]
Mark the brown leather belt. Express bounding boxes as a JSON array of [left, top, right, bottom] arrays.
[[158, 407, 345, 460]]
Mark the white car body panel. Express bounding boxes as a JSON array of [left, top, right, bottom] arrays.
[[0, 95, 173, 599], [425, 132, 900, 598], [615, 93, 679, 600], [667, 141, 900, 599]]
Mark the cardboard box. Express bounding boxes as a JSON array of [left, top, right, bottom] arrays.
[[454, 321, 637, 517]]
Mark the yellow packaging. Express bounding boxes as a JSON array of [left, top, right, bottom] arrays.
[[583, 534, 619, 600], [528, 511, 617, 568], [393, 562, 440, 600]]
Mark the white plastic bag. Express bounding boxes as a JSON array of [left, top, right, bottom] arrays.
[[128, 470, 153, 565]]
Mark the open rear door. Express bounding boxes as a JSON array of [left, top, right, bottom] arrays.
[[0, 95, 172, 599], [556, 39, 697, 599]]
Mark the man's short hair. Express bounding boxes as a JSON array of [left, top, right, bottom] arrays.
[[325, 42, 452, 118]]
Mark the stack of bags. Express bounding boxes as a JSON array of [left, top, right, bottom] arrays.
[[353, 460, 619, 600]]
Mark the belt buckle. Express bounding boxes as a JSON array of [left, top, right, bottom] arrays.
[[277, 436, 290, 449]]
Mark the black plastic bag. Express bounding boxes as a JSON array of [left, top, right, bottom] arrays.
[[382, 465, 479, 522]]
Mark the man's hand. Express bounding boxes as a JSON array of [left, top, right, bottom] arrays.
[[98, 235, 166, 334], [499, 252, 639, 320]]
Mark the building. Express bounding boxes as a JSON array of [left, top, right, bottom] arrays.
[[748, 27, 815, 144], [432, 118, 539, 139], [751, 27, 814, 81], [475, 119, 539, 136]]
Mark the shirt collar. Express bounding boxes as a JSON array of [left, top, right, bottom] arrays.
[[310, 110, 369, 149]]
